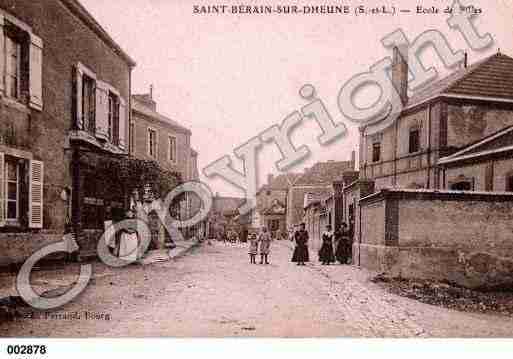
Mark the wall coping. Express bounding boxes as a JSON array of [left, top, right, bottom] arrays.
[[360, 188, 513, 204]]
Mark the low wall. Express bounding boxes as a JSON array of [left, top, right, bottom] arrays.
[[357, 189, 513, 289], [0, 231, 64, 268], [0, 229, 104, 269]]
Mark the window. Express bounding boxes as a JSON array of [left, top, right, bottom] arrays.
[[409, 128, 420, 153], [5, 158, 20, 221], [108, 92, 119, 144], [148, 128, 157, 158], [168, 136, 177, 162], [0, 154, 43, 229], [507, 175, 513, 192], [82, 75, 96, 133], [0, 16, 43, 110], [5, 35, 21, 99], [372, 142, 381, 162]]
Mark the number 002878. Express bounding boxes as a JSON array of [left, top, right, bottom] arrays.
[[6, 345, 47, 355]]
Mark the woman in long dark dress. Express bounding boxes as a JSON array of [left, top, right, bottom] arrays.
[[335, 223, 349, 264], [319, 225, 335, 265], [292, 223, 309, 265]]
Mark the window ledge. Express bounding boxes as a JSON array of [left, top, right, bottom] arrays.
[[4, 221, 22, 228]]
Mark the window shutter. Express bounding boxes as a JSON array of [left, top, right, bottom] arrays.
[[29, 160, 44, 229], [29, 34, 43, 111], [75, 66, 83, 130], [0, 16, 5, 95], [95, 81, 109, 140], [0, 153, 5, 227], [118, 97, 127, 151]]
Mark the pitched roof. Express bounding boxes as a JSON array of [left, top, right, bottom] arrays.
[[407, 53, 513, 109], [294, 161, 353, 186], [438, 125, 513, 165], [131, 96, 191, 135]]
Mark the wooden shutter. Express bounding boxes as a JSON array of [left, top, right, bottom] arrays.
[[29, 160, 44, 229], [118, 97, 127, 151], [29, 34, 43, 111], [95, 81, 109, 140], [0, 16, 5, 95], [0, 153, 5, 227]]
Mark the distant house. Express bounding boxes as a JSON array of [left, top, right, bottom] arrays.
[[253, 173, 300, 233], [207, 195, 246, 239], [286, 158, 354, 229]]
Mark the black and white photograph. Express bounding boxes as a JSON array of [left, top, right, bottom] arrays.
[[0, 0, 513, 355]]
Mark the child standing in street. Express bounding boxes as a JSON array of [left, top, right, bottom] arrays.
[[248, 233, 258, 264], [258, 227, 272, 264]]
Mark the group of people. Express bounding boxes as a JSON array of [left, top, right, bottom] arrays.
[[247, 222, 353, 266], [292, 222, 353, 266], [248, 227, 272, 264], [318, 223, 353, 265]]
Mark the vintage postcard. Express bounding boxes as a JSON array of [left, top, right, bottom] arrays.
[[0, 0, 513, 348]]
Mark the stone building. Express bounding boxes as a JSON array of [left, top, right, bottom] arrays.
[[206, 195, 246, 240], [438, 125, 513, 192], [353, 50, 513, 287], [0, 0, 135, 266], [359, 51, 513, 192], [130, 90, 192, 179], [130, 90, 203, 242], [286, 158, 354, 229], [253, 173, 300, 235]]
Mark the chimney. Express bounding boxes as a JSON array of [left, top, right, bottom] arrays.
[[267, 174, 274, 185], [350, 150, 356, 169], [392, 45, 409, 105], [150, 84, 154, 99]]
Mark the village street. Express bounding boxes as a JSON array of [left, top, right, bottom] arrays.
[[2, 241, 513, 337]]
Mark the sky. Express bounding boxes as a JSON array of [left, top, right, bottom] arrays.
[[80, 0, 513, 197]]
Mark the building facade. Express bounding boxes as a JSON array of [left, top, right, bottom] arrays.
[[353, 50, 513, 286], [130, 91, 192, 179], [359, 51, 513, 193], [130, 90, 203, 241], [286, 159, 354, 229], [253, 173, 299, 235], [0, 0, 135, 265]]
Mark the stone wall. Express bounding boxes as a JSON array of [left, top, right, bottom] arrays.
[[358, 189, 513, 289], [0, 232, 64, 268]]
